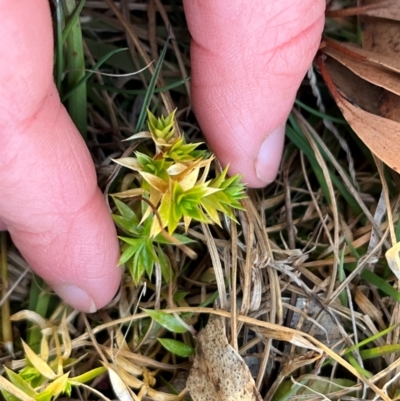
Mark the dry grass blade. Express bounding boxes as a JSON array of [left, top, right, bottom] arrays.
[[0, 375, 35, 401]]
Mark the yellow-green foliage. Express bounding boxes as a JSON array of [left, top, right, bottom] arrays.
[[111, 109, 247, 283]]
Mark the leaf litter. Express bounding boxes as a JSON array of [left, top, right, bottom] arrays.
[[2, 0, 400, 400]]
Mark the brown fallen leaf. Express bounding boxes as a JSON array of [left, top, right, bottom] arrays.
[[318, 55, 400, 173], [326, 0, 400, 21], [320, 0, 400, 172], [187, 315, 262, 401], [325, 39, 400, 75], [361, 0, 400, 123], [323, 45, 400, 97]]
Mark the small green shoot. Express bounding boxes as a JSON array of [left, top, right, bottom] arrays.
[[0, 314, 106, 401], [112, 110, 246, 283], [143, 309, 189, 334], [157, 338, 194, 357]]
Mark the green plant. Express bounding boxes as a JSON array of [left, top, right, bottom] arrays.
[[112, 110, 246, 284], [0, 313, 106, 401]]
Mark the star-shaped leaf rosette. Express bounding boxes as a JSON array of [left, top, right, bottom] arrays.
[[111, 110, 246, 283]]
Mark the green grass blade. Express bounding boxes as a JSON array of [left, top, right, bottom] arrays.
[[295, 100, 346, 124], [288, 115, 363, 216], [54, 0, 64, 91], [344, 238, 400, 302], [62, 0, 86, 44], [62, 47, 128, 102], [135, 36, 170, 133], [27, 276, 52, 353], [360, 344, 400, 360], [63, 0, 87, 140], [87, 77, 189, 97]]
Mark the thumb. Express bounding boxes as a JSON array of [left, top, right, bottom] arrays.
[[183, 0, 325, 187], [0, 0, 121, 312]]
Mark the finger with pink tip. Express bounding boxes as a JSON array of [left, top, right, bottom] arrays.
[[0, 0, 121, 312], [183, 0, 325, 188]]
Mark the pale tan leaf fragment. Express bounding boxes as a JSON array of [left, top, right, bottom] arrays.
[[0, 375, 35, 401], [11, 310, 49, 329], [114, 355, 144, 377], [21, 340, 57, 380], [385, 242, 400, 281], [59, 314, 72, 360], [250, 326, 322, 354], [111, 157, 142, 171], [123, 131, 152, 142], [139, 171, 168, 192], [166, 162, 188, 175], [40, 335, 49, 363], [146, 387, 182, 401], [112, 188, 144, 199], [187, 315, 262, 401], [108, 366, 134, 401]]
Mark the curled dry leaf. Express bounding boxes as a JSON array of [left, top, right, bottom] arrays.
[[323, 43, 400, 97], [187, 315, 262, 401], [327, 0, 400, 22], [11, 310, 49, 330], [319, 5, 400, 173], [107, 366, 134, 401], [318, 56, 400, 173]]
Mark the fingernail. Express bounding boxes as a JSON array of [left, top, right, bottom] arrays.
[[255, 124, 286, 184], [53, 284, 97, 313]]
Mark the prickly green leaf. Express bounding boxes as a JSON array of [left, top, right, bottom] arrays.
[[131, 245, 147, 284], [113, 198, 139, 223], [143, 240, 158, 277], [147, 109, 176, 142], [164, 139, 206, 162], [119, 237, 144, 248], [119, 244, 139, 265], [112, 215, 142, 236], [157, 245, 172, 283], [158, 338, 194, 357], [155, 233, 195, 245], [19, 366, 43, 387], [143, 309, 188, 333]]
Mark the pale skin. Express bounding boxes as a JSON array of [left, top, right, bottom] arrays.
[[0, 0, 325, 312]]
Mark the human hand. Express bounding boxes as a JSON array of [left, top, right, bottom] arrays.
[[0, 1, 120, 312], [0, 0, 325, 312], [183, 0, 326, 187]]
